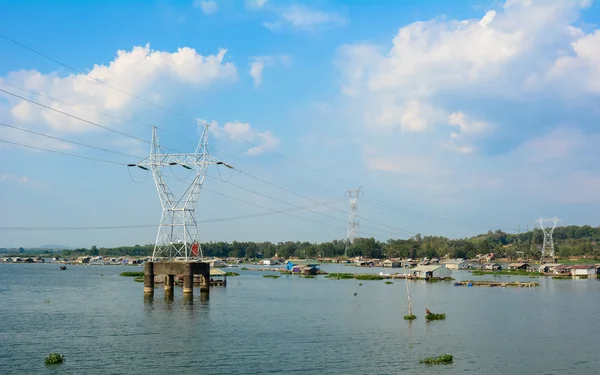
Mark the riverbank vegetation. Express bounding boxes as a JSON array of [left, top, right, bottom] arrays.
[[225, 272, 240, 276], [29, 225, 600, 261], [44, 353, 65, 365], [420, 354, 453, 365]]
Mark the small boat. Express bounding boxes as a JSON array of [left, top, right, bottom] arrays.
[[59, 265, 67, 270]]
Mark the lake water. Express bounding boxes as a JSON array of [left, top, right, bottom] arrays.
[[1, 263, 599, 374]]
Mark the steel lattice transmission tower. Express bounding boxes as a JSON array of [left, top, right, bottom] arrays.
[[130, 124, 232, 262], [346, 187, 362, 248], [537, 217, 558, 264]]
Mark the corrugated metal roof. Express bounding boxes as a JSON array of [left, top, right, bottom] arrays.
[[412, 265, 447, 272], [210, 268, 227, 276]]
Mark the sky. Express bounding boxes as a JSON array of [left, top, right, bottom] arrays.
[[1, 0, 600, 248]]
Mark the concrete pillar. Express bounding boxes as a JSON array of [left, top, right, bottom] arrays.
[[200, 291, 209, 303], [164, 288, 174, 301], [183, 263, 194, 294], [200, 270, 210, 293], [144, 261, 154, 294], [164, 274, 174, 291]]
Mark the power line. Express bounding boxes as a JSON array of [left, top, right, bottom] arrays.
[[0, 87, 151, 145], [0, 34, 514, 234], [205, 173, 401, 239], [0, 32, 192, 121], [0, 134, 391, 239], [0, 121, 144, 159], [0, 198, 343, 231], [0, 81, 194, 145], [232, 170, 415, 236], [0, 138, 124, 165]]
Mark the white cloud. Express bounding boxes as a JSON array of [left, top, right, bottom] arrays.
[[0, 44, 237, 137], [248, 55, 292, 87], [0, 173, 41, 188], [332, 0, 600, 203], [199, 119, 280, 156], [264, 5, 347, 32], [336, 0, 600, 150], [194, 0, 218, 14], [245, 0, 267, 9]]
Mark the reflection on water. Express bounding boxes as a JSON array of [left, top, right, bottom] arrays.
[[1, 263, 599, 375]]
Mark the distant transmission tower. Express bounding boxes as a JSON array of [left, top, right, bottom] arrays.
[[129, 124, 232, 261], [537, 217, 558, 264], [345, 187, 361, 255]]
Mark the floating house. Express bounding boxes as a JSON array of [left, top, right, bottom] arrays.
[[76, 256, 91, 264], [382, 259, 401, 268], [286, 259, 320, 272], [568, 265, 597, 276], [483, 262, 502, 271], [443, 259, 469, 270], [508, 263, 531, 271], [410, 265, 452, 279], [209, 268, 227, 286], [539, 263, 564, 273], [207, 259, 227, 268]]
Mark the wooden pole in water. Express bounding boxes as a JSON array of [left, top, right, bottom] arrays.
[[404, 262, 412, 316]]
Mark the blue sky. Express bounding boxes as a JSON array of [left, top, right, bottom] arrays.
[[1, 0, 600, 248]]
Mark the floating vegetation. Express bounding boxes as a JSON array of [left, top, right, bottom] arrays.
[[403, 314, 417, 320], [425, 313, 446, 321], [325, 273, 355, 279], [356, 274, 384, 281], [133, 276, 144, 282], [226, 272, 240, 277], [552, 276, 571, 279], [44, 299, 50, 304], [358, 283, 363, 286], [301, 275, 315, 278], [100, 274, 104, 276], [120, 271, 144, 277], [419, 354, 453, 365], [240, 267, 249, 271], [45, 353, 65, 365], [385, 281, 393, 284], [578, 275, 588, 279], [263, 274, 280, 279]]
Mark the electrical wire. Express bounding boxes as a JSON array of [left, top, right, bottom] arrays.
[[0, 198, 344, 231], [0, 138, 124, 165], [0, 34, 517, 233], [0, 121, 144, 159]]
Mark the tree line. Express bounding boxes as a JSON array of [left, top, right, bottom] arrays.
[[58, 225, 600, 260]]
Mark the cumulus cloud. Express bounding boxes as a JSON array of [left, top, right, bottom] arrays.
[[199, 119, 279, 156], [334, 0, 600, 203], [0, 44, 237, 137], [245, 0, 268, 9], [248, 55, 292, 87], [194, 0, 218, 14], [263, 4, 347, 32], [0, 173, 41, 188]]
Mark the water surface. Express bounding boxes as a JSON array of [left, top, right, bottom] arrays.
[[1, 263, 599, 374]]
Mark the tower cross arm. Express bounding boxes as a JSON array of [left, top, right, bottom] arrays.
[[134, 153, 234, 168]]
